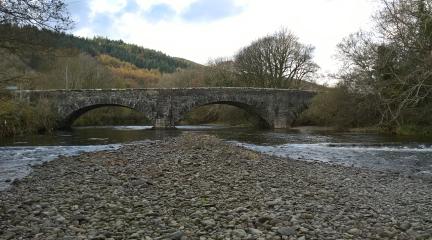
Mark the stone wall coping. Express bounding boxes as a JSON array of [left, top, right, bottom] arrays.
[[15, 87, 318, 93]]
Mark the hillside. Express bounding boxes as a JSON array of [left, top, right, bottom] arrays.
[[0, 24, 203, 90], [60, 36, 198, 73], [0, 24, 197, 74]]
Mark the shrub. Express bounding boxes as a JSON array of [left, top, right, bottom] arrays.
[[298, 87, 380, 129], [0, 98, 58, 137]]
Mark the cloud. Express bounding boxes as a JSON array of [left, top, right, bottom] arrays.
[[67, 0, 92, 29], [70, 0, 378, 85], [89, 0, 128, 17], [68, 0, 132, 37], [144, 3, 176, 23], [91, 14, 114, 37], [181, 0, 244, 22], [123, 0, 140, 13]]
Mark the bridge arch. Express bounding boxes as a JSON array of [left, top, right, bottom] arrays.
[[62, 104, 141, 128], [174, 100, 272, 129]]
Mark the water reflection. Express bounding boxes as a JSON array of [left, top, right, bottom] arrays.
[[0, 126, 180, 146]]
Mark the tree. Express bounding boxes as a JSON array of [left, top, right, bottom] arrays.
[[0, 0, 72, 53], [0, 1, 72, 86], [234, 28, 319, 89], [30, 53, 121, 90], [204, 58, 238, 87], [0, 0, 72, 31], [336, 0, 432, 127]]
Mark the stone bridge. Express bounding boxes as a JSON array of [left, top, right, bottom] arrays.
[[17, 88, 317, 129]]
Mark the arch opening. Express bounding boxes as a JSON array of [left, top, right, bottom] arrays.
[[63, 104, 151, 129], [177, 101, 271, 129]]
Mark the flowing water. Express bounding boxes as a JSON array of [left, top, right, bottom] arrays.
[[1, 125, 432, 190]]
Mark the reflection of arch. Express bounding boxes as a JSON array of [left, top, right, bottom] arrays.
[[61, 104, 144, 128], [175, 100, 271, 129]]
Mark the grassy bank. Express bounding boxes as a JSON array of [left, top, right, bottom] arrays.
[[297, 90, 432, 137], [74, 105, 254, 128], [395, 125, 432, 137], [181, 105, 260, 127], [72, 107, 151, 127], [0, 96, 58, 138]]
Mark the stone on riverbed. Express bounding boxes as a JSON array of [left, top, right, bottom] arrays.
[[0, 134, 431, 239], [277, 227, 296, 236]]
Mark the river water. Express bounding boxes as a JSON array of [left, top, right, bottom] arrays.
[[1, 125, 432, 190]]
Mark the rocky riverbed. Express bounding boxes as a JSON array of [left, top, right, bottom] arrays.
[[1, 133, 431, 240]]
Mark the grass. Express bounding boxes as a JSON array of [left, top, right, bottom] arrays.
[[395, 125, 432, 137]]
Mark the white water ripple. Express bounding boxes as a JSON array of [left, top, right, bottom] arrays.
[[234, 142, 432, 176], [0, 144, 121, 191]]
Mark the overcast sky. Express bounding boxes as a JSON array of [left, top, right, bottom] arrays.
[[67, 0, 379, 84]]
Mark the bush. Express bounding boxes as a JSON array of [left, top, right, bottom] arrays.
[[181, 104, 260, 127], [396, 125, 432, 136], [298, 87, 380, 129], [72, 107, 151, 126], [0, 98, 58, 137]]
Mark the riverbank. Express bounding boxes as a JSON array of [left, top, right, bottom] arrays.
[[292, 125, 432, 138], [0, 97, 57, 138], [1, 134, 431, 239]]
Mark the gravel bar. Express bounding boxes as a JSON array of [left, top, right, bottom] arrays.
[[1, 133, 431, 240]]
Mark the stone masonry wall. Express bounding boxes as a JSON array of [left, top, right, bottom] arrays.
[[16, 88, 316, 129]]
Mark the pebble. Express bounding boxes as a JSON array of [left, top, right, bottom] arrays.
[[0, 134, 431, 240], [277, 227, 296, 236], [232, 229, 247, 237], [249, 228, 263, 235], [347, 228, 361, 235], [169, 230, 184, 239]]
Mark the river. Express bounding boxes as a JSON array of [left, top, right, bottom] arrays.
[[1, 125, 432, 190]]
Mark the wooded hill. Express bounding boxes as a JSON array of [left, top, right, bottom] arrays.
[[1, 24, 196, 73], [0, 24, 204, 90]]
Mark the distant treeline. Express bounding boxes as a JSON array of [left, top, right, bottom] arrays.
[[0, 24, 194, 73]]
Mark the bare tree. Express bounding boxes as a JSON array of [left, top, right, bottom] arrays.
[[337, 0, 432, 126], [204, 58, 238, 87], [29, 53, 118, 90], [0, 0, 72, 86], [0, 0, 72, 31], [234, 28, 319, 89]]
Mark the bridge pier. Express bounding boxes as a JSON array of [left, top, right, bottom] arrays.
[[272, 112, 295, 129], [153, 118, 176, 129], [273, 118, 293, 129]]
